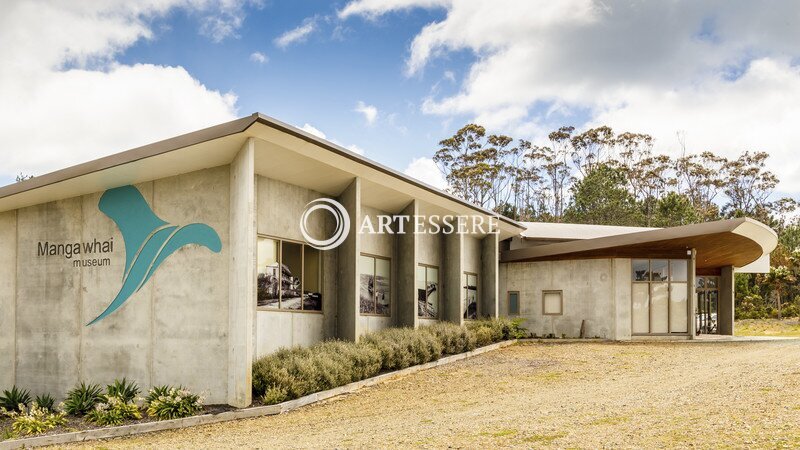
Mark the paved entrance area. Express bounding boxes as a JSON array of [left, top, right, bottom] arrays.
[[63, 340, 800, 449]]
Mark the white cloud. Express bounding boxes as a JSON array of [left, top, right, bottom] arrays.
[[341, 0, 800, 193], [298, 123, 365, 155], [338, 0, 450, 20], [0, 1, 244, 182], [249, 51, 268, 64], [274, 18, 317, 49], [354, 100, 378, 125], [300, 123, 327, 139], [404, 157, 447, 189]]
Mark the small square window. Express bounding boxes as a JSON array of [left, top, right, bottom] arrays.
[[542, 290, 563, 315], [632, 259, 649, 281], [508, 291, 520, 316]]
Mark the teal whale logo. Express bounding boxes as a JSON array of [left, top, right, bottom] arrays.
[[87, 185, 222, 325]]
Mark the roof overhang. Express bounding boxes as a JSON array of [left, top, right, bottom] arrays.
[[0, 113, 525, 240], [500, 218, 777, 269]]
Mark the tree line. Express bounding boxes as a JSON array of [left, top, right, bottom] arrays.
[[435, 123, 800, 319], [434, 124, 796, 228]]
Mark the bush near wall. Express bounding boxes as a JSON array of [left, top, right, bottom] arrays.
[[252, 318, 526, 405]]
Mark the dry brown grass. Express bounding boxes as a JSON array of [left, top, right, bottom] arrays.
[[59, 340, 800, 449]]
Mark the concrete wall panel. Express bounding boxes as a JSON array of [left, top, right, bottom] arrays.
[[396, 201, 418, 327], [15, 199, 83, 397], [480, 234, 499, 318], [503, 259, 617, 339], [151, 167, 230, 404], [0, 211, 17, 388], [79, 185, 152, 391]]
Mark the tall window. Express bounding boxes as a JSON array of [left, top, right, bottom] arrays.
[[507, 291, 520, 316], [417, 264, 439, 318], [463, 272, 478, 320], [257, 236, 322, 311], [631, 259, 688, 334], [359, 254, 391, 316]]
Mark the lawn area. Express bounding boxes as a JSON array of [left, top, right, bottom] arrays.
[[59, 339, 800, 449], [735, 318, 800, 337]]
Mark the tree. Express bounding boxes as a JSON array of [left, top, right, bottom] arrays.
[[652, 192, 699, 227], [15, 172, 33, 182], [763, 266, 795, 319], [563, 164, 644, 226]]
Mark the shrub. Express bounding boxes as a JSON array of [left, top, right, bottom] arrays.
[[86, 395, 142, 426], [424, 322, 477, 354], [361, 327, 442, 371], [253, 341, 382, 402], [252, 319, 522, 405], [261, 386, 289, 405], [144, 385, 172, 406], [6, 403, 67, 437], [473, 326, 494, 347], [145, 386, 203, 420], [34, 394, 55, 412], [63, 382, 104, 416], [106, 378, 140, 403], [0, 386, 31, 413]]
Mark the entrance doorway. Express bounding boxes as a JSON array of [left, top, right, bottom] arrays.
[[696, 276, 719, 334]]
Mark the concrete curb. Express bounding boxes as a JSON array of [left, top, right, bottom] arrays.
[[0, 339, 517, 449]]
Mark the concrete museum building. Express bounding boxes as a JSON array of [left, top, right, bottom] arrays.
[[0, 114, 778, 407]]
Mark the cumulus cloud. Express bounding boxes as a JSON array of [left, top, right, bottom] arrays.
[[354, 101, 378, 125], [404, 157, 447, 189], [299, 123, 365, 155], [0, 1, 243, 182], [341, 0, 800, 192], [249, 51, 268, 64], [274, 17, 317, 48]]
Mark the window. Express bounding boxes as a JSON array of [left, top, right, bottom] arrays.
[[631, 258, 689, 334], [417, 264, 439, 318], [359, 254, 391, 316], [257, 236, 322, 311], [508, 291, 520, 316], [463, 272, 478, 320], [542, 290, 563, 315]]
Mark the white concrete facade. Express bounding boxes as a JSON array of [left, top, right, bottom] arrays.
[[0, 113, 777, 407]]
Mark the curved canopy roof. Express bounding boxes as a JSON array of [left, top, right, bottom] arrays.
[[501, 218, 777, 269]]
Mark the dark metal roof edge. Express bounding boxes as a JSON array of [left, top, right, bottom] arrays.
[[0, 114, 259, 200]]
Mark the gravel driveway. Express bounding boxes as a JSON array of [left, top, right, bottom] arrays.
[[63, 340, 800, 449]]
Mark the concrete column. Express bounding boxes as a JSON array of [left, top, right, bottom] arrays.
[[480, 232, 500, 319], [336, 178, 361, 341], [397, 200, 418, 328], [228, 139, 256, 407], [0, 211, 16, 388], [443, 231, 463, 325], [718, 265, 735, 336]]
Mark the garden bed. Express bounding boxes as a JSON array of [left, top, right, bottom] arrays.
[[1, 336, 518, 449]]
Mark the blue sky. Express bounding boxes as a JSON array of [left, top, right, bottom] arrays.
[[2, 1, 800, 199], [118, 3, 457, 175]]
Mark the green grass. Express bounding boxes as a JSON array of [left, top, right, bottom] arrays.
[[735, 319, 800, 337], [480, 428, 518, 438]]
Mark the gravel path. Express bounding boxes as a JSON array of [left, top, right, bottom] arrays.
[[63, 340, 800, 449]]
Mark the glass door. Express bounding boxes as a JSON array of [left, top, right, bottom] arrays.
[[695, 276, 719, 334]]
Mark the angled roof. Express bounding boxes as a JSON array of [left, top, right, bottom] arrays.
[[501, 217, 778, 269], [0, 113, 525, 233], [520, 222, 658, 240]]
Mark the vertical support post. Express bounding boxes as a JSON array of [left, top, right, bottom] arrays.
[[337, 178, 361, 341], [688, 249, 697, 339], [719, 265, 735, 335], [443, 231, 463, 324], [397, 200, 418, 328], [228, 138, 256, 407], [480, 232, 499, 319]]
